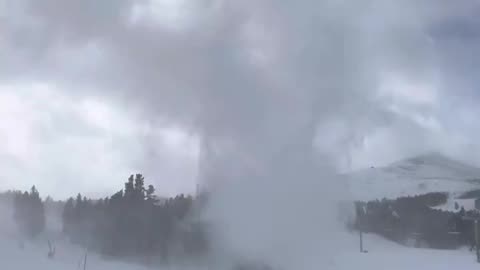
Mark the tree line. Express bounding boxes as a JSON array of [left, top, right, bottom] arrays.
[[3, 174, 208, 265], [355, 192, 480, 249], [12, 186, 46, 239], [61, 174, 208, 264]]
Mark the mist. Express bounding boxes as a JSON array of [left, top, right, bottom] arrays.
[[0, 197, 15, 237]]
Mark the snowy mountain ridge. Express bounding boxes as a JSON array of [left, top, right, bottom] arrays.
[[346, 152, 480, 201]]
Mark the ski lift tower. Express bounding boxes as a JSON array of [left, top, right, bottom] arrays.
[[462, 215, 480, 263], [355, 203, 368, 253]]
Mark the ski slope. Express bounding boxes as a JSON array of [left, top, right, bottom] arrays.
[[1, 199, 480, 269], [346, 153, 480, 201], [0, 237, 149, 270], [0, 201, 148, 270], [432, 198, 477, 212], [331, 233, 480, 270], [2, 229, 480, 270]]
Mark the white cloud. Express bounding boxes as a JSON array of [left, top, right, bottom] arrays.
[[0, 82, 199, 199], [378, 72, 439, 106], [129, 0, 196, 30]]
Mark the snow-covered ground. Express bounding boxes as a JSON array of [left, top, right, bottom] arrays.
[[347, 153, 480, 201], [332, 233, 480, 270], [3, 229, 480, 270], [432, 198, 477, 212], [1, 236, 149, 270], [0, 201, 148, 270], [1, 200, 480, 269]]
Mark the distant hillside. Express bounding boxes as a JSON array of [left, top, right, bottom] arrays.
[[347, 152, 480, 201]]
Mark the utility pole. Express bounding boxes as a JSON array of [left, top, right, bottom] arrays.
[[360, 229, 364, 253], [475, 220, 479, 263], [462, 216, 480, 263], [356, 203, 367, 253], [83, 250, 88, 270]]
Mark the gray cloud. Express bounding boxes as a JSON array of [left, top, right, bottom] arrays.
[[2, 0, 480, 187], [2, 0, 480, 192]]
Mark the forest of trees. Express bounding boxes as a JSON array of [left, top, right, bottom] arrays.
[[61, 174, 208, 264], [355, 192, 479, 249], [0, 174, 208, 266], [12, 186, 46, 239]]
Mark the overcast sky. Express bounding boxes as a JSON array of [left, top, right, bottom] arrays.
[[2, 0, 480, 199]]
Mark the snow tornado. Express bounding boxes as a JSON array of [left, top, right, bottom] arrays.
[[4, 0, 442, 268], [190, 1, 438, 269]]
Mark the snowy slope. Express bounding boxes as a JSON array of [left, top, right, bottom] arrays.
[[0, 201, 149, 270], [332, 233, 480, 270], [0, 215, 475, 270], [432, 198, 476, 212], [2, 201, 480, 269], [3, 229, 480, 270], [0, 236, 149, 270], [346, 153, 480, 201]]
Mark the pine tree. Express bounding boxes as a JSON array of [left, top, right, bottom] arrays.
[[58, 173, 207, 260], [146, 185, 156, 203], [29, 186, 45, 238], [62, 198, 75, 234], [134, 174, 145, 202], [13, 186, 46, 239], [125, 175, 135, 200], [76, 194, 82, 207]]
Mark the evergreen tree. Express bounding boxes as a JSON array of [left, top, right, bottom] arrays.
[[146, 185, 156, 203], [125, 175, 135, 200], [62, 197, 75, 234], [60, 173, 206, 261], [134, 174, 146, 202], [13, 186, 46, 239]]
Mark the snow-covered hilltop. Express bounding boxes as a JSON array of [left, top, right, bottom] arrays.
[[347, 152, 480, 201]]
